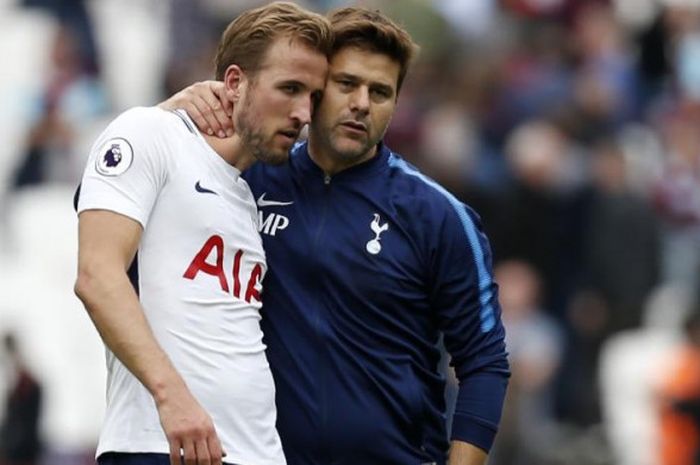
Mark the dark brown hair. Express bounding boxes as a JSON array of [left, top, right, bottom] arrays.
[[328, 7, 418, 92], [215, 2, 333, 80]]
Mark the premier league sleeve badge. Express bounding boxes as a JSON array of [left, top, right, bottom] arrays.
[[95, 138, 134, 176]]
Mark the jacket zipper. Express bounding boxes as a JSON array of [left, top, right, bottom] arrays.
[[314, 172, 332, 464]]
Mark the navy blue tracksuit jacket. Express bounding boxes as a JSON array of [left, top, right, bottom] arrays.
[[243, 141, 509, 465]]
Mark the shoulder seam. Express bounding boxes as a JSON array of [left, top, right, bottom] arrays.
[[169, 110, 197, 135]]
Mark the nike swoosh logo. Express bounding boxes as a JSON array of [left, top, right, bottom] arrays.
[[257, 192, 293, 207], [195, 181, 218, 195]]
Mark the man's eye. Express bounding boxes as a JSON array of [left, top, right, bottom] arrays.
[[282, 85, 299, 94]]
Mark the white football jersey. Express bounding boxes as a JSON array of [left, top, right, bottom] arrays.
[[78, 107, 285, 465]]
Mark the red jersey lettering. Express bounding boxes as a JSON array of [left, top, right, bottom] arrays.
[[245, 263, 263, 303], [183, 235, 229, 293], [232, 249, 243, 298], [184, 236, 264, 302]]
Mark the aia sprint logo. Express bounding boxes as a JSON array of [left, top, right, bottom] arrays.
[[183, 235, 263, 303]]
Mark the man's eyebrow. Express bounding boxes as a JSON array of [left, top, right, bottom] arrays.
[[278, 79, 306, 88], [331, 72, 359, 81], [280, 78, 325, 95], [332, 72, 394, 91]]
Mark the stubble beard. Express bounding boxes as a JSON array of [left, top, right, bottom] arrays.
[[235, 94, 286, 165], [328, 123, 375, 163]]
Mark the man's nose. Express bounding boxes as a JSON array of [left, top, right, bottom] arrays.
[[350, 87, 370, 114], [291, 96, 313, 126]]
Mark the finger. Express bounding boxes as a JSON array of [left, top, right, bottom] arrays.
[[198, 93, 232, 139], [208, 81, 232, 113], [180, 100, 215, 137], [207, 434, 224, 465], [182, 81, 227, 138], [192, 94, 224, 137], [211, 81, 234, 111], [195, 437, 212, 465], [211, 84, 236, 137], [168, 439, 182, 465], [182, 438, 197, 465]]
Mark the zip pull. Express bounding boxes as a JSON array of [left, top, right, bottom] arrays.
[[324, 174, 331, 185]]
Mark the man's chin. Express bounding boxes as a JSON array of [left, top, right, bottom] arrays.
[[255, 147, 289, 165], [331, 139, 370, 159]]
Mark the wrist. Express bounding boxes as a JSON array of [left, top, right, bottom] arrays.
[[147, 366, 187, 406]]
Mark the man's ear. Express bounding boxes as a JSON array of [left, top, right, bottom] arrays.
[[224, 64, 245, 102]]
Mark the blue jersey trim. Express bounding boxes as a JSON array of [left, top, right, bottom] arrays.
[[387, 154, 496, 332]]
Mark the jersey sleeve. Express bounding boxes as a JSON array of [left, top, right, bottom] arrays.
[[429, 202, 510, 452], [77, 107, 169, 228]]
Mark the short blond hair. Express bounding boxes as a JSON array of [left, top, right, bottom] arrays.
[[215, 2, 333, 80]]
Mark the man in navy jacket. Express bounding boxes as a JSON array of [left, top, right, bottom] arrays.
[[162, 6, 509, 465]]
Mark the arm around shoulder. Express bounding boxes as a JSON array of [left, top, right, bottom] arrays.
[[157, 80, 234, 138]]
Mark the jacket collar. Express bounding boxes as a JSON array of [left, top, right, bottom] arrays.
[[294, 141, 392, 182]]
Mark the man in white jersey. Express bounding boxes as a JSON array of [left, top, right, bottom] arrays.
[[73, 3, 331, 465]]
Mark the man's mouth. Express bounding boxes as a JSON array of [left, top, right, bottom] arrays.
[[339, 120, 367, 134], [277, 129, 299, 142]]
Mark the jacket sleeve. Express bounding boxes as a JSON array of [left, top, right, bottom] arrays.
[[429, 201, 510, 452]]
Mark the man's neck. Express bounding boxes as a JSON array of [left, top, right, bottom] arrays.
[[202, 133, 256, 172], [307, 137, 377, 176]]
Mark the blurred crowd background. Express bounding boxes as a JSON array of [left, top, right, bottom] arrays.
[[1, 0, 700, 464]]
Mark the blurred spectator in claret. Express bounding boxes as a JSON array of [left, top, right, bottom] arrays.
[[12, 23, 107, 189], [652, 108, 700, 288], [568, 3, 640, 141], [570, 7, 636, 136], [581, 138, 661, 333], [501, 0, 604, 23], [479, 19, 573, 149], [657, 307, 700, 465], [0, 332, 42, 465], [648, 3, 700, 290], [490, 260, 563, 465]]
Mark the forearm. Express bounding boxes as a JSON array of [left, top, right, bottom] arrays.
[[448, 440, 487, 465], [75, 210, 187, 403], [76, 157, 223, 462], [77, 264, 224, 462], [76, 268, 186, 402]]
